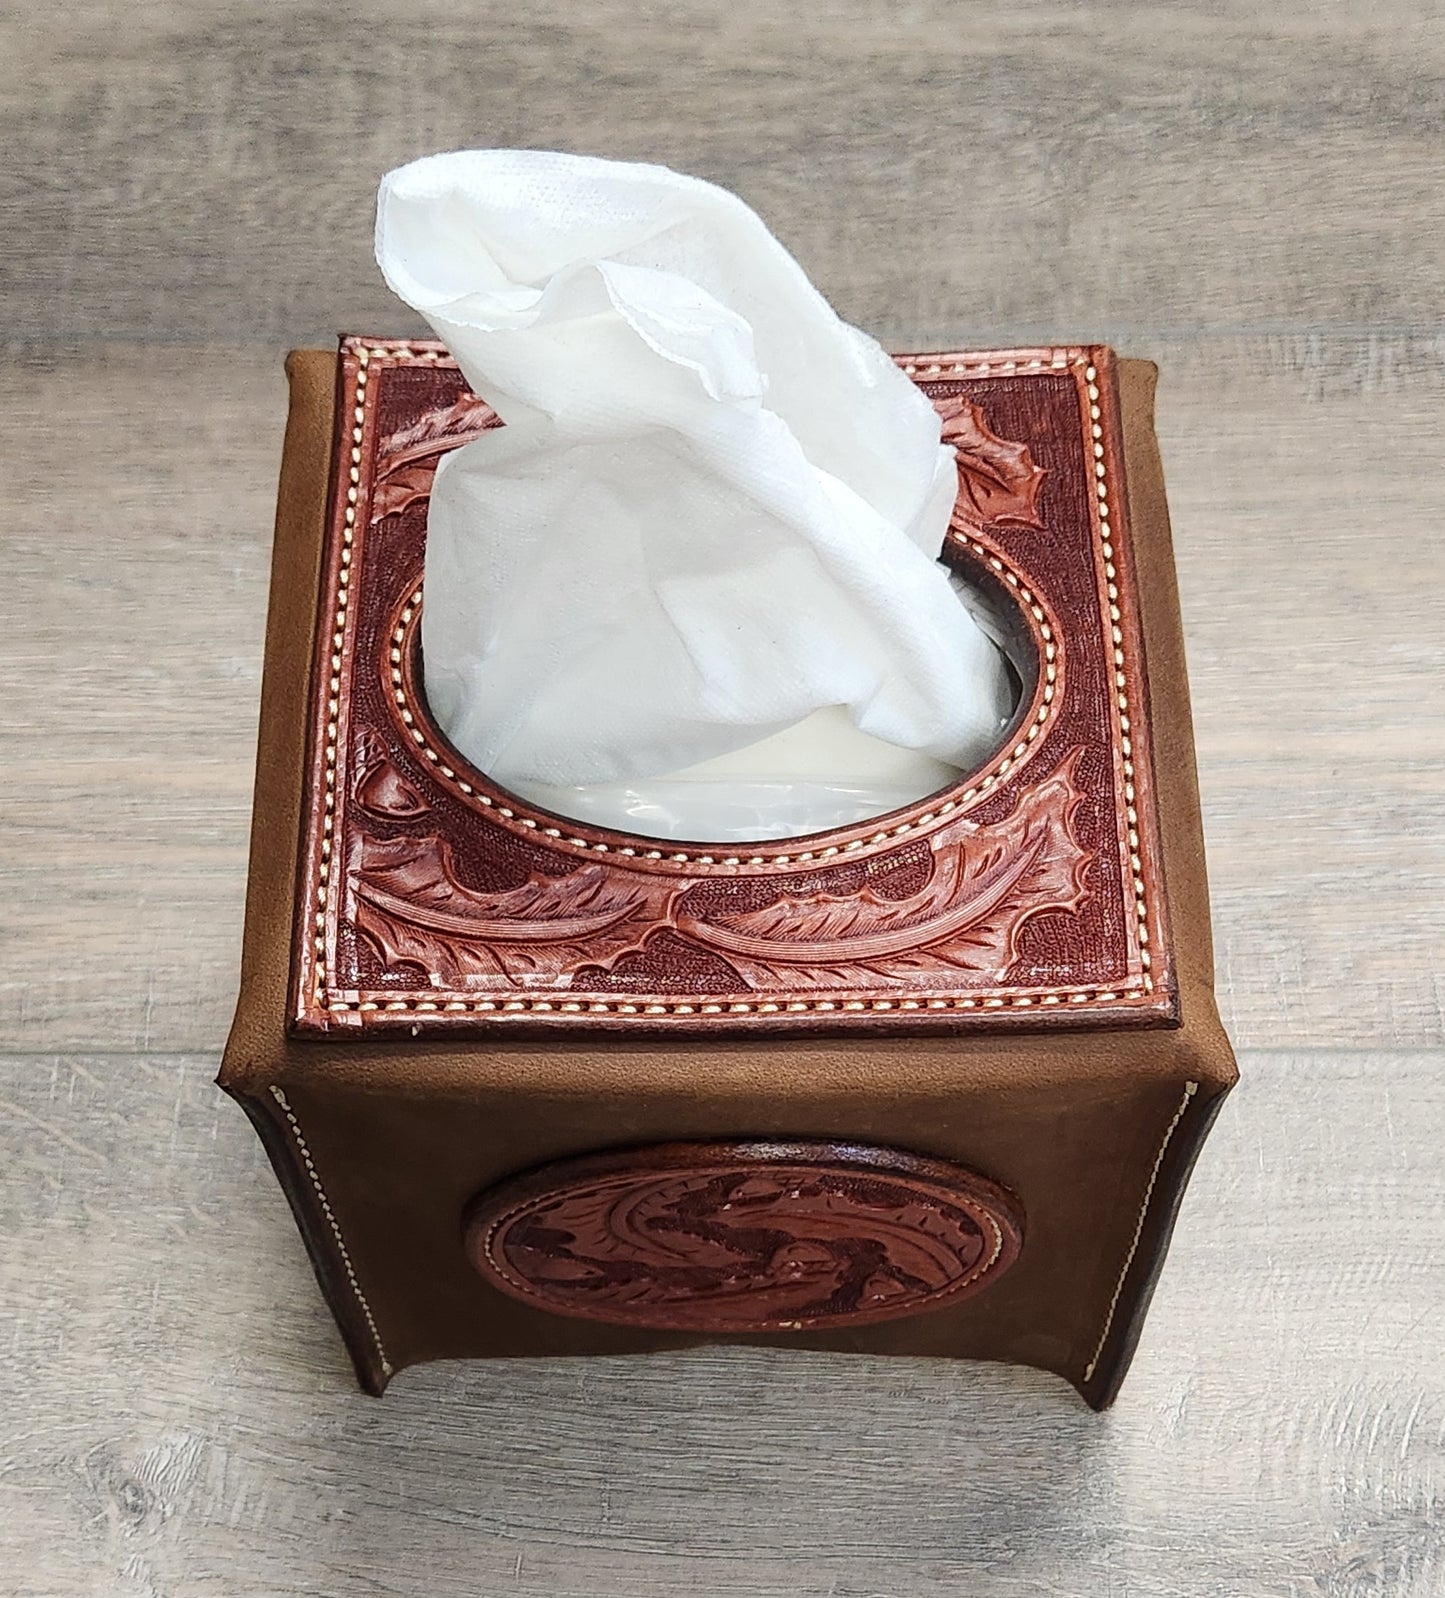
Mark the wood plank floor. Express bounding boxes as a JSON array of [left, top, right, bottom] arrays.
[[2, 3, 1442, 1593]]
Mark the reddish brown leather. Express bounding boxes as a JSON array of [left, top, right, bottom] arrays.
[[220, 344, 1237, 1411], [292, 340, 1174, 1038], [464, 1140, 1023, 1332]]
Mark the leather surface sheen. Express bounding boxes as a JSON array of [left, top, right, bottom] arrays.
[[220, 340, 1237, 1410]]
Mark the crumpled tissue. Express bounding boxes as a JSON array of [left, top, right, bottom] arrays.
[[375, 149, 1013, 839]]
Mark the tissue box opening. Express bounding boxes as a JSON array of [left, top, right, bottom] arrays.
[[421, 560, 1035, 844]]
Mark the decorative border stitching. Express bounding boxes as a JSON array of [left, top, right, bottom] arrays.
[[302, 342, 1161, 1023], [269, 1086, 393, 1377], [326, 988, 1147, 1018], [1082, 1079, 1198, 1380], [307, 346, 373, 1010], [1080, 358, 1154, 996]]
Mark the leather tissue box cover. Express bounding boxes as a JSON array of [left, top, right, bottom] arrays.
[[220, 339, 1235, 1408]]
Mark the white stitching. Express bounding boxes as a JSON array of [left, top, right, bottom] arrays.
[[269, 1086, 393, 1377], [1082, 1080, 1197, 1381], [313, 346, 368, 1006], [1084, 359, 1153, 995], [323, 987, 1149, 1018]]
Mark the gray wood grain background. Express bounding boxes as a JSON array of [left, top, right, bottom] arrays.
[[2, 3, 1442, 1594]]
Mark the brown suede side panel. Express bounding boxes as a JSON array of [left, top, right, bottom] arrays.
[[223, 349, 338, 1089], [1080, 358, 1238, 1400], [270, 1064, 1205, 1381], [1117, 358, 1226, 1016], [1113, 359, 1235, 1097]]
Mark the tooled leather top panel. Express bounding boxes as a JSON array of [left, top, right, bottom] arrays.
[[289, 340, 1176, 1037]]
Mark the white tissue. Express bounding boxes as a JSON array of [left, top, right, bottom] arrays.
[[375, 150, 1013, 838]]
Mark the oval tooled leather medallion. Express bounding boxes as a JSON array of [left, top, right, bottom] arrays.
[[464, 1141, 1023, 1332]]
